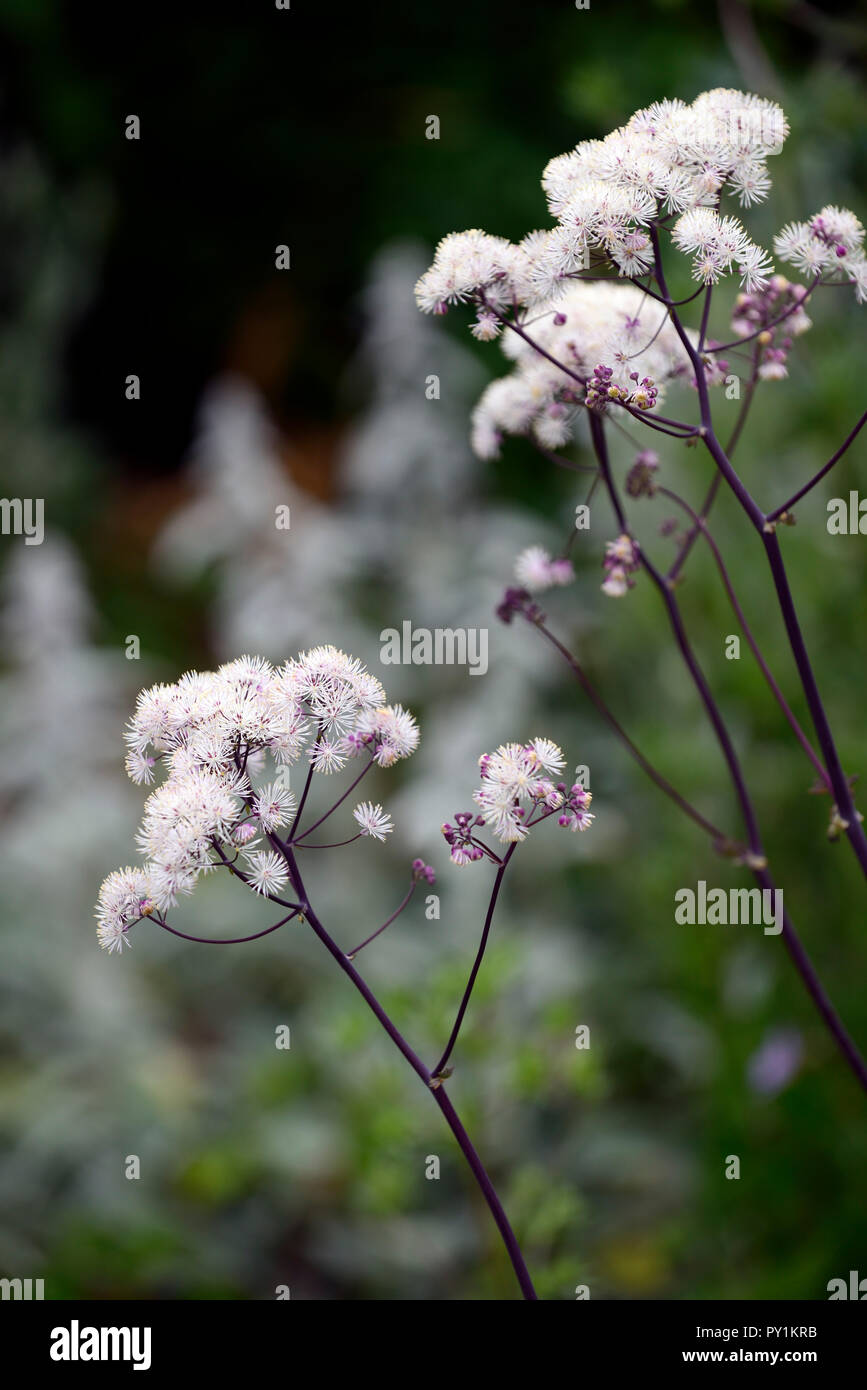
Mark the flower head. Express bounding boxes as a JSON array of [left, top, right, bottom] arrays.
[[250, 781, 295, 831], [95, 867, 155, 952], [353, 704, 420, 767], [514, 545, 575, 594], [469, 279, 706, 457], [353, 801, 394, 841], [97, 649, 419, 951], [418, 88, 786, 342], [244, 850, 290, 897], [602, 534, 641, 597], [775, 206, 867, 302], [445, 738, 593, 855]]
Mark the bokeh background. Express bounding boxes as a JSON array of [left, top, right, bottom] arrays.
[[1, 0, 865, 1300]]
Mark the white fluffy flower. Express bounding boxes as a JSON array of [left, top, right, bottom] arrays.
[[353, 801, 394, 840], [474, 740, 560, 841], [444, 738, 593, 862], [418, 88, 787, 332], [469, 279, 704, 457], [514, 545, 574, 593], [354, 704, 420, 767], [95, 867, 155, 952], [672, 209, 772, 290], [515, 545, 556, 592], [775, 206, 867, 302], [469, 738, 588, 844], [252, 781, 297, 831], [244, 850, 290, 897], [97, 648, 420, 951], [414, 229, 538, 316]]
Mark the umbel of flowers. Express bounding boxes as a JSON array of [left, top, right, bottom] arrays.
[[415, 88, 864, 461], [442, 738, 593, 863], [95, 647, 595, 1301], [416, 86, 867, 1107], [95, 648, 419, 951]]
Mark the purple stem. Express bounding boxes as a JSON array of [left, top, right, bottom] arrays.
[[346, 880, 416, 958], [667, 343, 761, 582], [766, 409, 867, 523], [273, 839, 537, 1298], [432, 843, 517, 1078], [697, 284, 713, 352], [291, 759, 374, 844], [150, 909, 300, 945], [591, 412, 763, 851], [648, 226, 867, 878], [588, 412, 867, 1094], [761, 531, 867, 874], [656, 484, 829, 789], [296, 834, 362, 850], [287, 722, 325, 838], [210, 837, 299, 911], [520, 600, 730, 847], [706, 275, 822, 354]]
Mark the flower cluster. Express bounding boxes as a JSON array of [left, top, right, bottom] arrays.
[[585, 363, 659, 412], [775, 206, 867, 301], [441, 738, 593, 860], [671, 208, 773, 290], [469, 280, 704, 458], [411, 858, 437, 885], [415, 90, 787, 332], [94, 868, 156, 953], [441, 812, 488, 865], [514, 545, 575, 594], [96, 649, 419, 951], [602, 534, 641, 597], [557, 783, 595, 833], [729, 273, 812, 381]]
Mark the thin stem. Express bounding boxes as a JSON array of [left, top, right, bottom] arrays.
[[724, 343, 762, 456], [766, 409, 867, 523], [630, 278, 707, 308], [291, 759, 375, 844], [489, 304, 586, 389], [697, 285, 713, 352], [761, 532, 867, 874], [618, 403, 697, 433], [667, 473, 722, 582], [706, 275, 822, 353], [656, 484, 830, 789], [209, 837, 299, 911], [296, 834, 362, 850], [591, 412, 764, 851], [150, 909, 300, 945], [616, 404, 699, 439], [433, 844, 517, 1078], [346, 880, 416, 958], [273, 840, 537, 1298], [773, 889, 867, 1092], [649, 227, 867, 876], [588, 413, 867, 1093], [523, 605, 730, 847], [287, 722, 326, 838], [667, 342, 760, 582]]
